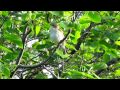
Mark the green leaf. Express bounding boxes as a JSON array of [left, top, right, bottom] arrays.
[[108, 32, 120, 41], [22, 13, 30, 21], [107, 49, 119, 58], [64, 11, 72, 16], [2, 66, 10, 77], [35, 72, 47, 79], [66, 43, 76, 50], [80, 16, 91, 24], [51, 11, 63, 16], [113, 63, 120, 69], [4, 20, 12, 28], [0, 45, 13, 53], [88, 12, 101, 23], [35, 25, 41, 36], [2, 11, 9, 16], [4, 33, 23, 48], [0, 11, 2, 15], [66, 70, 94, 79], [56, 49, 69, 58], [115, 41, 120, 46], [114, 69, 120, 76], [0, 63, 10, 77], [0, 59, 4, 63], [31, 14, 36, 20], [3, 52, 18, 62], [62, 53, 70, 58], [80, 19, 91, 24], [72, 39, 77, 44], [56, 49, 64, 57], [75, 31, 80, 39], [91, 72, 101, 79], [93, 62, 108, 70], [23, 51, 30, 60], [32, 42, 40, 48], [59, 21, 68, 29], [103, 53, 110, 63]]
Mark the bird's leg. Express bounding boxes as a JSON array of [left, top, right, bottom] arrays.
[[58, 61, 64, 78]]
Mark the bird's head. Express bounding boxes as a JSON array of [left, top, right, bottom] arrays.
[[51, 22, 58, 29]]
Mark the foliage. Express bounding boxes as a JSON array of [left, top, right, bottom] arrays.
[[0, 11, 120, 79]]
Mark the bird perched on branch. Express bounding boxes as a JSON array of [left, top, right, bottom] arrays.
[[49, 23, 66, 53], [49, 23, 66, 77]]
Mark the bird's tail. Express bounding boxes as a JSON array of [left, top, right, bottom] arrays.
[[60, 42, 66, 54]]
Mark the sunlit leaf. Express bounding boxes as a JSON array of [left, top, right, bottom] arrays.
[[66, 70, 94, 79], [0, 63, 10, 78], [56, 49, 63, 57], [51, 11, 63, 16], [2, 66, 10, 77], [3, 52, 18, 62], [109, 32, 120, 41], [93, 62, 108, 70], [56, 49, 69, 58], [107, 49, 119, 58], [66, 43, 76, 50], [88, 12, 101, 23], [31, 14, 36, 20], [64, 11, 72, 17], [35, 25, 41, 36], [75, 31, 80, 39], [103, 53, 110, 63], [80, 16, 91, 24], [4, 33, 23, 48], [91, 72, 101, 79], [115, 41, 120, 46], [0, 45, 13, 53], [35, 72, 48, 79], [0, 11, 2, 15], [114, 69, 120, 76], [113, 63, 120, 68], [22, 12, 31, 21], [2, 11, 9, 16], [4, 20, 12, 28]]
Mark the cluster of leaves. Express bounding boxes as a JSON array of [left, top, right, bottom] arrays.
[[0, 11, 120, 79]]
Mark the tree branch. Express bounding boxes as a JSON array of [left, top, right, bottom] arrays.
[[95, 58, 120, 75], [16, 29, 71, 69], [16, 26, 31, 65], [46, 11, 51, 23], [10, 26, 31, 78], [70, 22, 104, 54], [43, 66, 58, 79]]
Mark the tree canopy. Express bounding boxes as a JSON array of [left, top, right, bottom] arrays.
[[0, 11, 120, 79]]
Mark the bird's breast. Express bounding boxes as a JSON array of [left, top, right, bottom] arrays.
[[50, 29, 64, 43]]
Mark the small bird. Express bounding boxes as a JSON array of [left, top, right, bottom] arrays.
[[49, 23, 66, 53], [49, 23, 66, 77]]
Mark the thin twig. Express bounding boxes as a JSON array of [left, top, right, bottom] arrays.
[[95, 58, 120, 75], [43, 66, 58, 79], [16, 29, 71, 69], [70, 22, 105, 54], [16, 26, 31, 65], [10, 26, 31, 78]]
